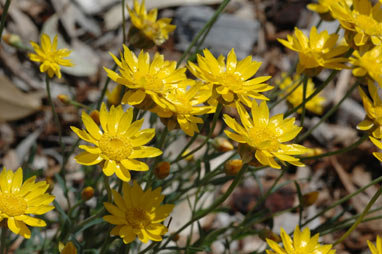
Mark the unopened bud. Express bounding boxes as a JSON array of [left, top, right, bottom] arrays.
[[106, 85, 123, 106], [302, 191, 319, 207], [305, 148, 324, 157], [224, 159, 243, 176], [57, 94, 70, 104], [59, 242, 77, 254], [213, 137, 234, 152], [2, 34, 21, 47], [154, 161, 170, 179], [182, 149, 194, 161], [90, 110, 100, 125], [81, 186, 95, 201], [259, 229, 281, 243]]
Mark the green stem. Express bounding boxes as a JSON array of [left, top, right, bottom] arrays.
[[176, 0, 231, 66], [300, 76, 308, 127], [302, 176, 382, 227], [0, 227, 6, 254], [45, 75, 64, 153], [97, 63, 117, 109], [122, 0, 127, 44], [72, 208, 104, 233], [138, 242, 157, 254], [160, 165, 248, 249], [103, 175, 112, 202], [68, 100, 92, 111], [0, 0, 12, 41], [296, 81, 359, 143], [300, 134, 368, 161], [333, 185, 382, 246]]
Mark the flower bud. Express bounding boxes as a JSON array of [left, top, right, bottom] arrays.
[[212, 137, 234, 152], [90, 110, 100, 125], [106, 85, 123, 106], [182, 149, 194, 161], [59, 242, 77, 254], [302, 191, 319, 207], [81, 186, 95, 201], [2, 33, 22, 47], [224, 159, 243, 176], [57, 94, 70, 104], [154, 161, 170, 179], [259, 229, 281, 243]]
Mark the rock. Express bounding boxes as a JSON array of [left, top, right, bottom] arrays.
[[337, 98, 365, 127], [174, 6, 260, 59]]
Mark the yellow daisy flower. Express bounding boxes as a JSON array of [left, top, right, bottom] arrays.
[[151, 80, 215, 136], [278, 26, 349, 75], [0, 167, 55, 239], [370, 137, 382, 161], [104, 45, 188, 109], [357, 83, 382, 139], [29, 33, 73, 79], [350, 46, 382, 86], [71, 103, 162, 182], [307, 0, 352, 20], [103, 181, 174, 244], [331, 0, 382, 47], [223, 101, 307, 169], [59, 242, 77, 254], [187, 48, 273, 107], [266, 226, 336, 254], [127, 0, 176, 46], [368, 235, 382, 254], [278, 74, 326, 115]]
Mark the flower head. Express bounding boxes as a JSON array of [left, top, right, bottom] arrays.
[[103, 181, 174, 244], [368, 235, 382, 254], [307, 0, 352, 20], [29, 33, 73, 79], [266, 226, 336, 254], [104, 45, 187, 109], [223, 101, 307, 169], [151, 81, 214, 136], [357, 83, 382, 139], [71, 103, 162, 182], [278, 26, 349, 75], [278, 74, 326, 115], [188, 48, 273, 107], [350, 46, 382, 86], [370, 137, 382, 161], [127, 0, 176, 46], [331, 0, 382, 47], [0, 167, 55, 238]]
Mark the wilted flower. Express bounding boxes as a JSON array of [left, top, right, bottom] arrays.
[[188, 48, 273, 107], [224, 101, 307, 169], [0, 167, 55, 238], [29, 33, 73, 79], [71, 103, 162, 182], [103, 181, 174, 244], [266, 226, 336, 254], [81, 187, 95, 201], [278, 26, 348, 75], [154, 161, 170, 179], [224, 159, 243, 176]]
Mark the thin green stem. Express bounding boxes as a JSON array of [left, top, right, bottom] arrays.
[[122, 0, 127, 44], [45, 75, 64, 153], [72, 208, 104, 233], [68, 99, 92, 111], [103, 175, 112, 202], [160, 164, 248, 249], [176, 0, 231, 66], [97, 64, 117, 109], [300, 76, 308, 127], [333, 186, 382, 246], [302, 176, 382, 227], [138, 242, 157, 254], [0, 227, 6, 254], [296, 81, 359, 143], [0, 0, 12, 41]]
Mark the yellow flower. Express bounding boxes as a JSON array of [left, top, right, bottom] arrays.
[[331, 0, 382, 47], [278, 74, 326, 115], [151, 81, 214, 136], [29, 33, 73, 79], [59, 242, 77, 254], [103, 181, 174, 244], [357, 83, 382, 139], [307, 0, 352, 20], [0, 167, 55, 239], [278, 26, 349, 75], [71, 103, 162, 182], [223, 101, 307, 169], [368, 235, 382, 254], [187, 48, 273, 107], [104, 45, 187, 109], [266, 226, 336, 254], [350, 46, 382, 86], [370, 137, 382, 161], [106, 85, 123, 106], [127, 0, 176, 46]]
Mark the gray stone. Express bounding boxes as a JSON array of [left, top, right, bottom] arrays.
[[174, 6, 259, 59]]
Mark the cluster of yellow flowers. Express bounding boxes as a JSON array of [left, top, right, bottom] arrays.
[[6, 0, 378, 251]]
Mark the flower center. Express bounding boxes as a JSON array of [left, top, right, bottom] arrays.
[[219, 73, 243, 90], [98, 133, 132, 161], [137, 74, 165, 93], [0, 193, 27, 217], [355, 14, 382, 36], [125, 208, 151, 229], [248, 126, 280, 152]]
